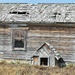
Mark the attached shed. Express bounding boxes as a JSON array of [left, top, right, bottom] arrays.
[[32, 43, 66, 67]]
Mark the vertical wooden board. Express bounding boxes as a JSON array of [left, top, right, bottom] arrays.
[[33, 56, 39, 65], [33, 57, 38, 62]]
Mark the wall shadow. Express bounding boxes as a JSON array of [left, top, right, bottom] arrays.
[[55, 58, 66, 67]]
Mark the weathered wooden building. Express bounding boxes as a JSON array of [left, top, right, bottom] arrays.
[[0, 3, 75, 67]]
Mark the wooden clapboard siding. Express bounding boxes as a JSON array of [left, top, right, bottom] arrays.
[[0, 28, 12, 51], [0, 23, 75, 62], [27, 26, 75, 61]]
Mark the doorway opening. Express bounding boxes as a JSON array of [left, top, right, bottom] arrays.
[[40, 58, 48, 66]]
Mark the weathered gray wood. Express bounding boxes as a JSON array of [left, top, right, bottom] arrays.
[[0, 28, 12, 51], [1, 4, 75, 22], [0, 23, 75, 64], [27, 26, 75, 63]]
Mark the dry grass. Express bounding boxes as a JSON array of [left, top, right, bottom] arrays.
[[0, 60, 75, 75]]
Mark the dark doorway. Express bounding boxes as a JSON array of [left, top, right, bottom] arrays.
[[40, 58, 48, 66]]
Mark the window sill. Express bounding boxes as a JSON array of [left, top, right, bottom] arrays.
[[12, 48, 26, 51]]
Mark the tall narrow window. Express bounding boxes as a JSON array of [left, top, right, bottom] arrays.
[[12, 29, 27, 50]]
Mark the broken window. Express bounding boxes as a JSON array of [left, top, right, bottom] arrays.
[[12, 29, 27, 50]]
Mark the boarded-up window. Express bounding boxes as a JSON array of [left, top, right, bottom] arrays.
[[12, 29, 27, 50]]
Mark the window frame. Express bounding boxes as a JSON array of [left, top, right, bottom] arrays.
[[12, 28, 27, 51]]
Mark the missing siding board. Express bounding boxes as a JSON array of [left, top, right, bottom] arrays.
[[9, 11, 29, 15], [9, 11, 17, 14], [52, 12, 61, 18]]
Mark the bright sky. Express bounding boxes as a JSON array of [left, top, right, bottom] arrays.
[[0, 0, 75, 3]]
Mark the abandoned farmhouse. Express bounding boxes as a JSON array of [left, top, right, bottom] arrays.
[[0, 3, 75, 67]]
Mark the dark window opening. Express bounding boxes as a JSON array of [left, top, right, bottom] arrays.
[[40, 58, 48, 66], [15, 39, 24, 48]]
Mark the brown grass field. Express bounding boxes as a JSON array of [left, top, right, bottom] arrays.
[[0, 60, 75, 75]]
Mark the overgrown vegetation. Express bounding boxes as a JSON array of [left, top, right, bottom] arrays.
[[0, 60, 75, 75]]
